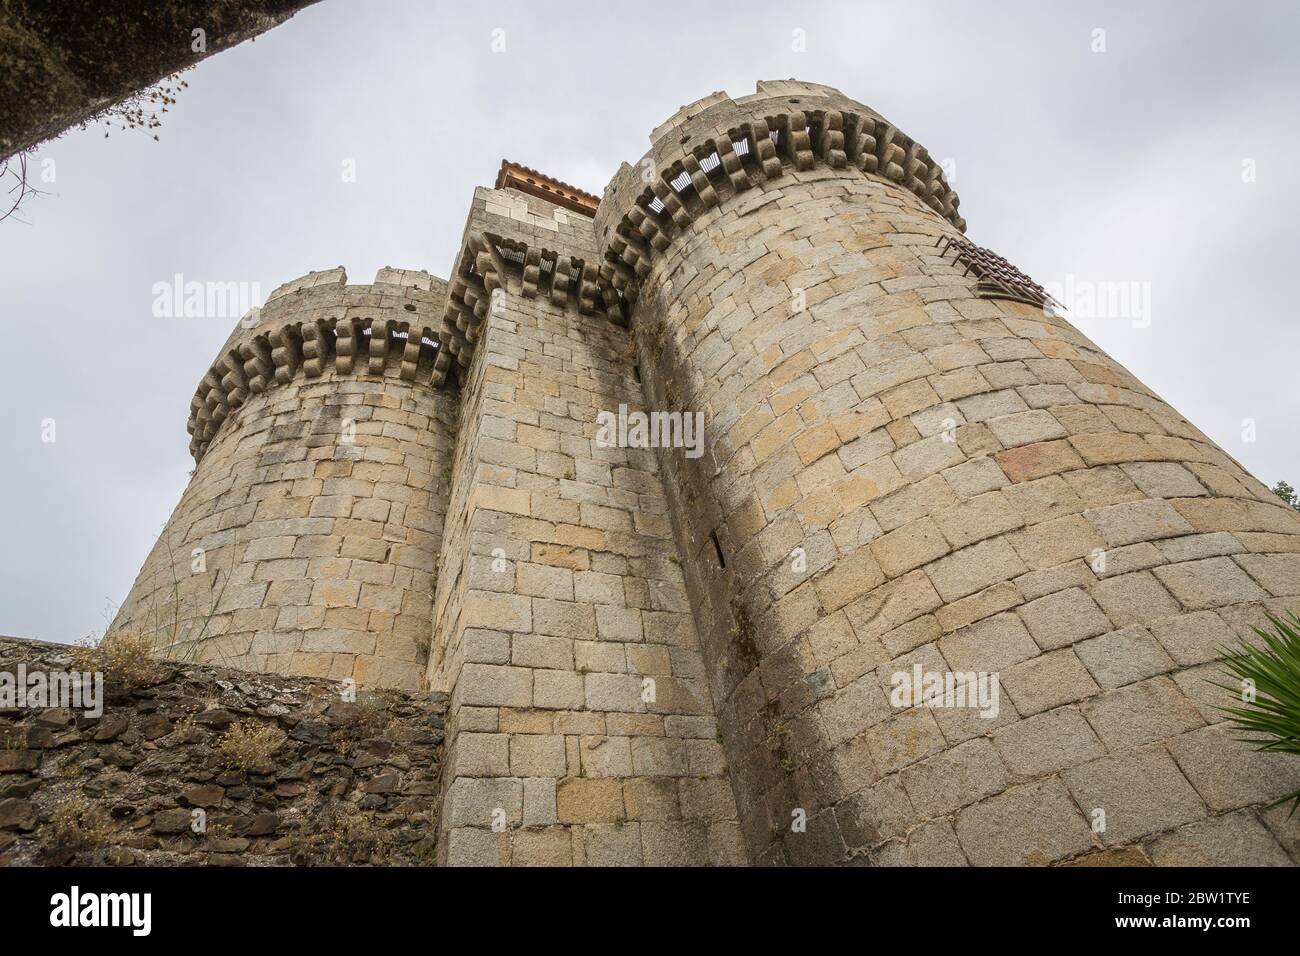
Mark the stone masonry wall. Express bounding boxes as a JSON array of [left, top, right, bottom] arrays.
[[430, 200, 745, 864], [613, 84, 1300, 866], [111, 269, 459, 691], [0, 636, 444, 866]]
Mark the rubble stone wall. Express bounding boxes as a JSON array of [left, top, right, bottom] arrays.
[[0, 0, 319, 160], [0, 636, 444, 867]]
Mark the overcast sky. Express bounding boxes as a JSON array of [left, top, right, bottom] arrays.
[[2, 0, 1297, 644]]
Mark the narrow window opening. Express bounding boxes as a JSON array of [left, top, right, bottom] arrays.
[[710, 530, 726, 568], [632, 364, 641, 383]]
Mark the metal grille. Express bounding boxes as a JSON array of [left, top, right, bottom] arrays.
[[936, 235, 1059, 310]]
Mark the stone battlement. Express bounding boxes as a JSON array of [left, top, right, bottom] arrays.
[[596, 79, 965, 312], [187, 266, 450, 461]]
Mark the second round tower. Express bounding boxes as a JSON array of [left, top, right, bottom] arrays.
[[599, 80, 1300, 864]]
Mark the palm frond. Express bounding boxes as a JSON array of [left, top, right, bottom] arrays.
[[1208, 611, 1300, 817]]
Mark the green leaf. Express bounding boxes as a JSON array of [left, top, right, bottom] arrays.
[[1207, 611, 1300, 816]]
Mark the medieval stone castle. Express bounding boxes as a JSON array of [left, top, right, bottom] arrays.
[[109, 81, 1300, 866]]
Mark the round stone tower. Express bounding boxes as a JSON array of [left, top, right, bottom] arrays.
[[110, 267, 460, 690], [598, 80, 1300, 864]]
